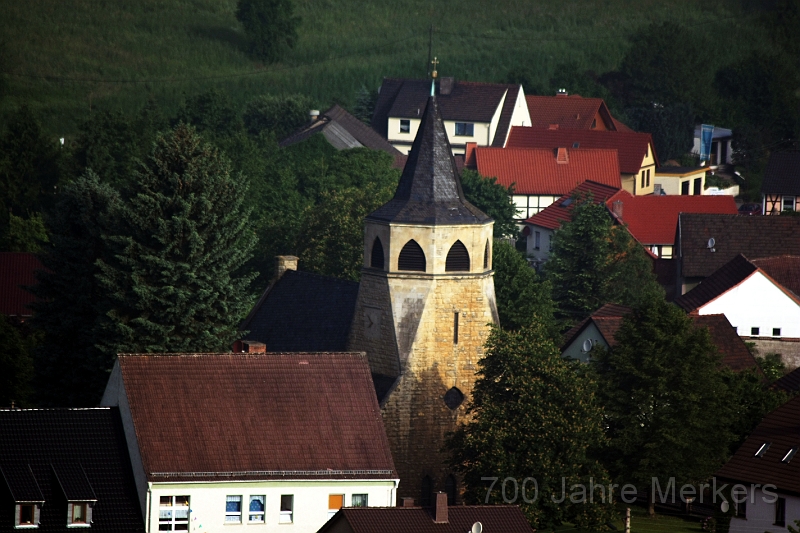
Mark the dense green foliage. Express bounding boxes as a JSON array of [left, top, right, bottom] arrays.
[[491, 241, 557, 337], [236, 0, 300, 63], [0, 317, 35, 407], [460, 169, 518, 239], [448, 321, 614, 531], [544, 196, 663, 324]]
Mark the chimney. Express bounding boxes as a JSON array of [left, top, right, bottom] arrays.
[[556, 147, 569, 164], [275, 256, 298, 280], [440, 77, 455, 95], [242, 341, 266, 354], [612, 200, 623, 219], [464, 142, 478, 168], [433, 492, 448, 523], [402, 497, 415, 507], [309, 110, 320, 122]]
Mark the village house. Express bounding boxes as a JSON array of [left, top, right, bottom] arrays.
[[0, 252, 43, 323], [504, 126, 658, 196], [716, 394, 800, 533], [654, 166, 709, 196], [0, 407, 144, 531], [371, 77, 529, 155], [692, 125, 733, 170], [762, 151, 800, 215], [525, 91, 633, 132], [100, 352, 398, 533]]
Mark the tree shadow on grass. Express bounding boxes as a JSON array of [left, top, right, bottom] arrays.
[[190, 25, 247, 53]]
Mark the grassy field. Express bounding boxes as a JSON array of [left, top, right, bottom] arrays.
[[1, 0, 774, 135]]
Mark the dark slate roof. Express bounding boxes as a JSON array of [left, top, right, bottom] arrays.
[[280, 105, 403, 158], [762, 151, 800, 195], [0, 407, 144, 532], [716, 394, 800, 495], [677, 214, 800, 279], [692, 314, 761, 373], [368, 96, 491, 225], [320, 505, 534, 533], [675, 254, 758, 312], [241, 269, 359, 352], [113, 353, 396, 482], [773, 366, 800, 393], [0, 252, 42, 317]]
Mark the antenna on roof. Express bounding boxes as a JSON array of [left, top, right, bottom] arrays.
[[707, 238, 716, 252]]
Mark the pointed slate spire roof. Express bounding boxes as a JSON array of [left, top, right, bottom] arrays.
[[367, 96, 491, 225]]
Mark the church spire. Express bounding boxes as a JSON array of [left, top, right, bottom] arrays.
[[367, 95, 490, 225]]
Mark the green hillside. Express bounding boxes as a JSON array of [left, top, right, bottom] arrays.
[[0, 0, 775, 135]]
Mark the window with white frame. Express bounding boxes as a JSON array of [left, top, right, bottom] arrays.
[[225, 495, 242, 523], [15, 503, 40, 528], [248, 495, 265, 523], [455, 122, 474, 136], [279, 495, 293, 524], [67, 502, 92, 527], [351, 494, 368, 507], [399, 120, 410, 134], [159, 496, 189, 531], [328, 494, 343, 519]]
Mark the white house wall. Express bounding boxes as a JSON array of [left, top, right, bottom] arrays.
[[561, 322, 610, 363], [508, 87, 532, 133], [525, 226, 555, 263], [147, 480, 397, 533], [729, 486, 800, 533], [698, 271, 800, 338]]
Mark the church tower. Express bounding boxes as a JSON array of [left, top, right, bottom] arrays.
[[348, 94, 498, 504]]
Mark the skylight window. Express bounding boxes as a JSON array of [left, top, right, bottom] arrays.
[[755, 442, 771, 458], [782, 447, 798, 463]]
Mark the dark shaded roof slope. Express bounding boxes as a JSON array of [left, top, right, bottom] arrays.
[[241, 269, 358, 352], [112, 353, 396, 482], [773, 366, 800, 393], [762, 151, 800, 195], [368, 96, 490, 225], [675, 254, 759, 312], [525, 181, 622, 230], [280, 105, 403, 158], [525, 94, 626, 131], [693, 314, 761, 373], [716, 394, 800, 495], [752, 256, 800, 297], [0, 407, 144, 532], [320, 506, 533, 533], [677, 214, 800, 278], [0, 252, 42, 317], [506, 127, 658, 174]]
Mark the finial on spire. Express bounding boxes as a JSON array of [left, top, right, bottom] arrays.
[[430, 56, 439, 96]]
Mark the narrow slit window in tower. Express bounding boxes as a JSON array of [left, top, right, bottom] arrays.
[[483, 240, 489, 269], [453, 312, 459, 344], [371, 237, 385, 269]]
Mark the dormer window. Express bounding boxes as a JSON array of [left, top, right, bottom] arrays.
[[400, 120, 410, 134], [68, 502, 92, 527], [755, 442, 771, 458], [782, 447, 798, 463], [15, 503, 41, 528]]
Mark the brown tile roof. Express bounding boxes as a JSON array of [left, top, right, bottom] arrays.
[[762, 151, 800, 196], [561, 303, 631, 350], [371, 78, 521, 142], [525, 94, 626, 131], [0, 252, 42, 317], [524, 180, 622, 230], [320, 506, 534, 533], [752, 256, 800, 297], [692, 314, 761, 373], [677, 214, 800, 279], [773, 366, 800, 393], [112, 353, 396, 482], [506, 127, 658, 175], [716, 394, 800, 495], [675, 254, 759, 312], [491, 86, 523, 147], [473, 147, 621, 195]]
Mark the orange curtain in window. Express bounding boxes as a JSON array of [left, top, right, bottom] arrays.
[[328, 495, 344, 510]]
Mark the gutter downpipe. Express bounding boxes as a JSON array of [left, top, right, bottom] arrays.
[[147, 483, 153, 532]]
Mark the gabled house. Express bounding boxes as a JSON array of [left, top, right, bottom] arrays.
[[465, 145, 621, 220], [525, 92, 633, 132], [0, 407, 144, 531], [0, 252, 43, 323], [280, 105, 406, 169], [675, 254, 800, 369], [674, 214, 800, 296], [100, 353, 398, 533], [560, 303, 761, 373], [762, 151, 800, 215], [715, 394, 800, 533], [371, 78, 529, 155], [505, 127, 659, 195], [318, 493, 533, 533]]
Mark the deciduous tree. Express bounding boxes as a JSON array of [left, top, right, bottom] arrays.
[[236, 0, 300, 64], [460, 169, 518, 239]]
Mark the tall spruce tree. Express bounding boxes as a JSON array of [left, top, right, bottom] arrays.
[[95, 124, 256, 355], [29, 173, 120, 406]]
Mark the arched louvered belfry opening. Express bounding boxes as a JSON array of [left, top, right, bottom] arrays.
[[420, 475, 433, 507], [483, 239, 490, 269], [445, 474, 457, 505], [445, 240, 470, 272], [370, 237, 385, 270], [398, 240, 426, 272]]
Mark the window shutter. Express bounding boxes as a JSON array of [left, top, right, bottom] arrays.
[[371, 237, 385, 269], [398, 240, 426, 272], [445, 240, 470, 272]]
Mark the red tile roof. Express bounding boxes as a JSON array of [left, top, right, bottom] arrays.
[[506, 127, 657, 174], [112, 353, 396, 482], [0, 252, 42, 317], [716, 394, 800, 495], [525, 94, 629, 132], [524, 180, 622, 230], [321, 506, 534, 533], [609, 194, 738, 245], [473, 147, 621, 195]]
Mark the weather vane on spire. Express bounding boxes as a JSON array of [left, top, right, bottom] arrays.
[[430, 56, 439, 96]]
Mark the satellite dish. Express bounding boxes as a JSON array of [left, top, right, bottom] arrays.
[[707, 238, 716, 252], [472, 522, 483, 533], [720, 501, 729, 513], [581, 339, 594, 353]]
